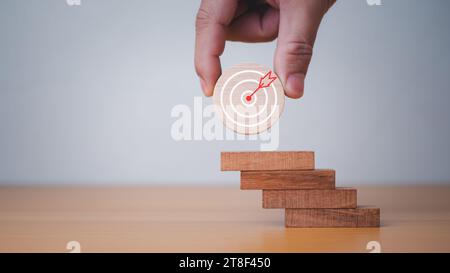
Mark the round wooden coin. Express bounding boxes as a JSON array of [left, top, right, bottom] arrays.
[[213, 63, 285, 135]]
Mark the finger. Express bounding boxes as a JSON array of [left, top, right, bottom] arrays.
[[234, 0, 250, 18], [195, 0, 238, 96], [227, 7, 279, 43], [274, 0, 334, 99]]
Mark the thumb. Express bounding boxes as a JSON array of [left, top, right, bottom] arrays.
[[274, 0, 334, 99]]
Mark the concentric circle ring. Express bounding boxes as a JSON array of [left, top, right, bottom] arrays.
[[213, 63, 285, 135]]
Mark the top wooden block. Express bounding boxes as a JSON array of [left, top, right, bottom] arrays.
[[221, 151, 315, 171]]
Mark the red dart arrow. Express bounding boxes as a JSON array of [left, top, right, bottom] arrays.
[[245, 70, 277, 102]]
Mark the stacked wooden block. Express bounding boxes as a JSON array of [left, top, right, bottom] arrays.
[[221, 151, 380, 228]]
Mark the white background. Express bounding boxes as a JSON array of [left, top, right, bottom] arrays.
[[0, 0, 449, 185]]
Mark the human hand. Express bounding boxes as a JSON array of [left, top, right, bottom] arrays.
[[195, 0, 335, 98]]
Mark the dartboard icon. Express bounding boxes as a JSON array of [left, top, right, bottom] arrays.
[[213, 63, 285, 135]]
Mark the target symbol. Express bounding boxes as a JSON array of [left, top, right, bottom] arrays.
[[213, 63, 285, 135]]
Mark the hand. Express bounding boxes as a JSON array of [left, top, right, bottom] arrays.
[[195, 0, 335, 99]]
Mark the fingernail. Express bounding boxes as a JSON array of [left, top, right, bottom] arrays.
[[200, 78, 212, 96], [286, 73, 305, 98], [200, 78, 207, 93]]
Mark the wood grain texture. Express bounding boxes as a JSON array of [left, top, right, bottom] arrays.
[[240, 169, 334, 190], [221, 151, 315, 171], [2, 186, 450, 252], [263, 188, 357, 209], [285, 207, 380, 228]]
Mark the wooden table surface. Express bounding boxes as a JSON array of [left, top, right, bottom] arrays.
[[0, 186, 449, 253]]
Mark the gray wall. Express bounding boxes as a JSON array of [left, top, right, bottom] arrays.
[[1, 0, 450, 185]]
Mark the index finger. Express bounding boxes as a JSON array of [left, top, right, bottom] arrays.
[[195, 0, 238, 96]]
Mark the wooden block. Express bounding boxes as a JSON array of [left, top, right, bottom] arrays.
[[221, 151, 314, 171], [213, 63, 285, 135], [285, 207, 380, 228], [263, 188, 357, 209], [240, 169, 334, 190]]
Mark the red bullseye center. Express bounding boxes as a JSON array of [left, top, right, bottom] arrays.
[[245, 95, 252, 102]]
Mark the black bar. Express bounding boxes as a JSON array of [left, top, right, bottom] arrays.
[[0, 253, 448, 272]]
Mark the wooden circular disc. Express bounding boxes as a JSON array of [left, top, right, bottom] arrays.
[[213, 63, 285, 135]]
